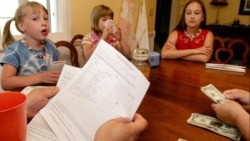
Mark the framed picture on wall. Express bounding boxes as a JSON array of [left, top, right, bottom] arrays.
[[239, 0, 250, 15]]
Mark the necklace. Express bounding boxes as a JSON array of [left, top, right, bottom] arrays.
[[21, 39, 46, 59], [184, 29, 202, 40]]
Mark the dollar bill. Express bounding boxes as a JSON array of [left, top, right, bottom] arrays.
[[201, 84, 227, 104], [187, 113, 241, 141]]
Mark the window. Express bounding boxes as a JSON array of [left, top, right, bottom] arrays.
[[0, 0, 70, 48]]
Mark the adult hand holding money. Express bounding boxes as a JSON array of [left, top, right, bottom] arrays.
[[187, 84, 242, 140], [201, 84, 227, 104], [211, 89, 250, 141]]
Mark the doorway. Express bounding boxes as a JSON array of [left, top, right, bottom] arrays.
[[154, 0, 172, 50]]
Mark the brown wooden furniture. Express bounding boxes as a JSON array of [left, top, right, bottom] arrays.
[[208, 24, 250, 45], [70, 34, 84, 46], [70, 34, 86, 67], [137, 59, 249, 141], [208, 24, 250, 66], [55, 40, 80, 67], [213, 36, 249, 66]]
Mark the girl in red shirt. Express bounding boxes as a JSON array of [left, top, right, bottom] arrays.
[[161, 0, 214, 63]]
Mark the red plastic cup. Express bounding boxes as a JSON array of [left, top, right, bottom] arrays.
[[0, 92, 27, 141]]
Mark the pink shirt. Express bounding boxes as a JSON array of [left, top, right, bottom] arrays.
[[82, 31, 119, 48], [176, 30, 210, 49]]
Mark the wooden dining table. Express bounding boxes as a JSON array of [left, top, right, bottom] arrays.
[[137, 59, 250, 141]]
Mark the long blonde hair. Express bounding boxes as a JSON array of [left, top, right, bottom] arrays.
[[1, 1, 48, 49]]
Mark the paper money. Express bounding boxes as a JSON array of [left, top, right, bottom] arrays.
[[201, 84, 227, 104], [187, 113, 241, 141]]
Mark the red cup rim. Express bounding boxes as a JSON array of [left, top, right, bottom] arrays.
[[0, 92, 26, 112]]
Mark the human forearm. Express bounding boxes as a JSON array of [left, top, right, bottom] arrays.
[[118, 43, 131, 58], [2, 74, 45, 90], [83, 45, 96, 60], [121, 48, 131, 58], [213, 101, 250, 141], [182, 54, 211, 62], [235, 110, 250, 141], [161, 48, 196, 59]]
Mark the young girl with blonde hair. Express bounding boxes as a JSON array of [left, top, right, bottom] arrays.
[[0, 1, 61, 90], [82, 5, 131, 60]]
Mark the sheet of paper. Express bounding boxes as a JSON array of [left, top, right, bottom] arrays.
[[27, 113, 59, 141], [26, 65, 82, 140], [56, 64, 81, 88], [38, 40, 150, 141]]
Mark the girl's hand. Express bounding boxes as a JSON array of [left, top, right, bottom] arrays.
[[195, 45, 212, 56], [102, 26, 113, 40], [113, 26, 121, 40], [41, 70, 61, 84]]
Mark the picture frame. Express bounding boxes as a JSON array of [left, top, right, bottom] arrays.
[[239, 0, 250, 15]]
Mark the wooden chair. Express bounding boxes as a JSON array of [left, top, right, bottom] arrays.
[[213, 36, 249, 66], [70, 34, 84, 45], [70, 34, 86, 67], [55, 40, 80, 67]]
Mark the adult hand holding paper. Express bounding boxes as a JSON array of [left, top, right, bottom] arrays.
[[28, 39, 150, 141]]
